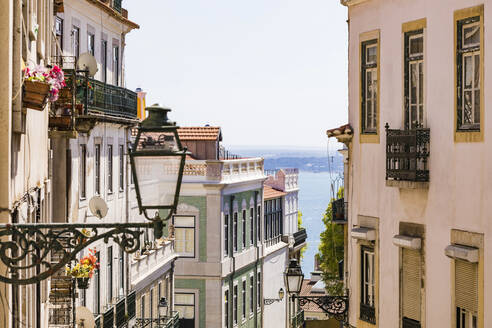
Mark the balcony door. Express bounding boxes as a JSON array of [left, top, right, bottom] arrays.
[[175, 293, 195, 328], [404, 30, 424, 129]]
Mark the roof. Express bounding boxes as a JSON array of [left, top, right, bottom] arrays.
[[85, 0, 139, 29], [263, 185, 287, 200], [300, 279, 328, 313], [177, 127, 222, 141], [326, 124, 352, 138]]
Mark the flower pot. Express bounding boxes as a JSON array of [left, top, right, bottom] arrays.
[[23, 80, 50, 111], [76, 277, 90, 289], [49, 116, 72, 129]]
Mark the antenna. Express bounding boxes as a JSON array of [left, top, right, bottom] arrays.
[[75, 306, 95, 328], [77, 52, 98, 77], [89, 196, 108, 219]]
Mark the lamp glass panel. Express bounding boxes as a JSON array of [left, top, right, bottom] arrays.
[[133, 155, 181, 207], [287, 275, 302, 294]]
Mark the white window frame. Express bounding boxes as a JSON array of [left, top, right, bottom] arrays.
[[173, 216, 196, 258]]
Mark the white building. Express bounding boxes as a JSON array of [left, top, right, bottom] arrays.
[[330, 0, 491, 327]]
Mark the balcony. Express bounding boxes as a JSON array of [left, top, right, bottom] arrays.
[[49, 69, 137, 134], [112, 0, 122, 12], [332, 198, 347, 224], [291, 309, 304, 328], [135, 312, 180, 328], [360, 303, 376, 325], [130, 240, 176, 292], [385, 124, 430, 188], [183, 158, 265, 184], [403, 317, 421, 328], [293, 228, 307, 248]]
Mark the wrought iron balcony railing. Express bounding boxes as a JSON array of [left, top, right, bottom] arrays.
[[115, 297, 126, 328], [293, 228, 307, 247], [332, 198, 347, 223], [135, 312, 180, 328], [385, 124, 430, 182], [360, 303, 376, 324], [403, 317, 421, 328], [50, 69, 137, 131], [127, 290, 137, 319], [103, 306, 115, 328], [291, 309, 304, 328]]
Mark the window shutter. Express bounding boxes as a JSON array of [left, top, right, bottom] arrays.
[[455, 259, 478, 313], [402, 248, 421, 321]]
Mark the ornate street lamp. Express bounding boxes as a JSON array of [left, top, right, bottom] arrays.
[[263, 288, 285, 305], [129, 104, 187, 238], [0, 104, 186, 285], [158, 297, 168, 323], [284, 258, 349, 325]]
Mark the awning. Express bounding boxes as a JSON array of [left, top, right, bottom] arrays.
[[445, 244, 479, 263], [351, 227, 376, 241], [393, 235, 421, 250]]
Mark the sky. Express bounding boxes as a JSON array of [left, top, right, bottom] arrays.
[[124, 0, 348, 149]]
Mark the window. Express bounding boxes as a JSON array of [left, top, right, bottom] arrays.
[[94, 251, 100, 314], [455, 260, 478, 328], [107, 246, 113, 303], [108, 145, 113, 193], [233, 212, 238, 252], [361, 39, 378, 134], [150, 288, 154, 320], [360, 246, 375, 324], [173, 216, 195, 257], [95, 144, 101, 195], [456, 9, 482, 133], [119, 145, 124, 191], [225, 290, 229, 328], [404, 30, 424, 130], [176, 293, 195, 327], [224, 214, 229, 257], [80, 145, 87, 199], [257, 205, 261, 242], [249, 276, 254, 315], [112, 45, 119, 86], [256, 272, 261, 310], [233, 285, 238, 325], [54, 17, 63, 56], [71, 26, 80, 60], [242, 210, 246, 249], [140, 295, 145, 319], [264, 199, 282, 245], [401, 249, 421, 327], [242, 280, 246, 320], [250, 208, 254, 246], [119, 248, 124, 295], [87, 32, 95, 56], [101, 40, 108, 83]]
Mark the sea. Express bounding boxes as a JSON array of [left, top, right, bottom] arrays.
[[228, 146, 344, 278]]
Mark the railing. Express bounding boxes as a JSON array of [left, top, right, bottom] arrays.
[[95, 315, 102, 328], [332, 198, 347, 223], [360, 303, 376, 324], [265, 235, 281, 247], [403, 317, 421, 328], [218, 146, 241, 160], [127, 291, 136, 319], [385, 124, 430, 182], [115, 297, 126, 328], [293, 228, 307, 247], [135, 312, 180, 328], [103, 306, 115, 328], [291, 309, 304, 328], [130, 240, 174, 289], [182, 158, 265, 183]]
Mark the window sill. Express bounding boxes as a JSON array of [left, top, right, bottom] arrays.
[[454, 130, 483, 142], [360, 133, 379, 144], [385, 180, 429, 189]]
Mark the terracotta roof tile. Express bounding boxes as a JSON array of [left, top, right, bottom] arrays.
[[177, 127, 221, 141], [326, 124, 352, 137], [263, 185, 287, 200]]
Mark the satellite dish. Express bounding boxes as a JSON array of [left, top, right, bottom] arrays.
[[89, 196, 108, 219], [75, 306, 95, 328], [77, 52, 98, 77]]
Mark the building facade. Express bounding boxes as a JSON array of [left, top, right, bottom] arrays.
[[331, 0, 491, 327]]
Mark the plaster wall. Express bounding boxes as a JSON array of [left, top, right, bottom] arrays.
[[346, 0, 492, 327], [262, 246, 288, 328]]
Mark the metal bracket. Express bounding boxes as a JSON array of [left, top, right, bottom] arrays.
[[294, 295, 349, 323], [0, 222, 152, 285]]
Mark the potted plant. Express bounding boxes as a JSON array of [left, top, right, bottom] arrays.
[[23, 65, 66, 111], [66, 248, 99, 289]]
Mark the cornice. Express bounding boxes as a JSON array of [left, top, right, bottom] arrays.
[[341, 0, 370, 7]]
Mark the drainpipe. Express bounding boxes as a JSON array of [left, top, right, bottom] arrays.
[[253, 191, 258, 328], [228, 195, 235, 328], [125, 127, 130, 296]]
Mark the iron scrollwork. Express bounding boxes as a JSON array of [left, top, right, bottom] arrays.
[[0, 222, 151, 285], [294, 295, 348, 322]]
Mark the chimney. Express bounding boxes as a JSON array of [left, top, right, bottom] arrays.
[[310, 271, 322, 283]]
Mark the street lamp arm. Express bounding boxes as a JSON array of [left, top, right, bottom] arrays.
[[0, 222, 151, 285], [293, 295, 349, 323]]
